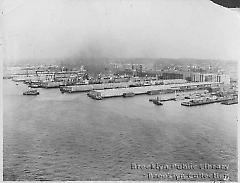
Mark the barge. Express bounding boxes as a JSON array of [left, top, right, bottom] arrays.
[[181, 97, 229, 106]]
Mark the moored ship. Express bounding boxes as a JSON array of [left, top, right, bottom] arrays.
[[181, 97, 222, 106]]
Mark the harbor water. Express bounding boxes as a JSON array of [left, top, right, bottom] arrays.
[[3, 80, 238, 181]]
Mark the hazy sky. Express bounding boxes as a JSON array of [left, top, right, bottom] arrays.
[[2, 0, 240, 63]]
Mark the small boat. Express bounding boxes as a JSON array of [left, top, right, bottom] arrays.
[[23, 89, 40, 95]]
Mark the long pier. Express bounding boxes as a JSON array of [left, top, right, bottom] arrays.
[[88, 82, 218, 99], [60, 82, 131, 93]]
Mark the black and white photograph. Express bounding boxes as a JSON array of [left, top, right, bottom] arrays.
[[1, 0, 239, 181]]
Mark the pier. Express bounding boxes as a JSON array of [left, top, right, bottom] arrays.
[[60, 82, 130, 93], [88, 82, 216, 99]]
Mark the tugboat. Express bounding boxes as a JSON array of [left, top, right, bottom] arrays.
[[23, 89, 40, 95], [152, 97, 163, 105]]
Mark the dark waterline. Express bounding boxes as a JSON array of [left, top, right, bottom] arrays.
[[3, 80, 238, 181]]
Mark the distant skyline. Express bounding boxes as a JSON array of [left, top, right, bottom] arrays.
[[2, 0, 240, 63]]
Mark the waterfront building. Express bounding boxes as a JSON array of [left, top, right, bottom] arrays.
[[215, 74, 230, 85], [190, 73, 230, 84]]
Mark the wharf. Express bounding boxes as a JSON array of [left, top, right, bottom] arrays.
[[88, 82, 217, 99], [60, 82, 129, 93]]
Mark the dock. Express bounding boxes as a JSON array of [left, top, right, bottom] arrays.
[[88, 82, 217, 99], [60, 82, 130, 93]]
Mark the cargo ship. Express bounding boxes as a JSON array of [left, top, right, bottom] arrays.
[[23, 89, 40, 95]]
